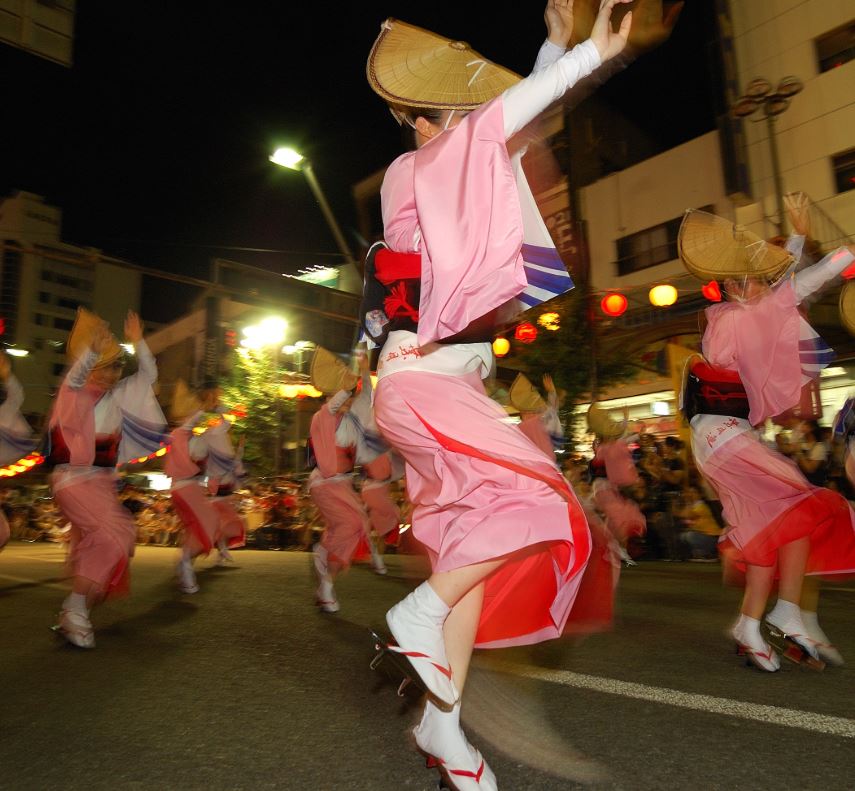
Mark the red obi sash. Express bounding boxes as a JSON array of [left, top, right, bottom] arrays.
[[49, 427, 120, 468], [683, 360, 750, 421]]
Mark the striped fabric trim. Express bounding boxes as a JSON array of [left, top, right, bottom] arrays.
[[519, 243, 574, 309], [0, 427, 37, 455], [121, 412, 169, 453]]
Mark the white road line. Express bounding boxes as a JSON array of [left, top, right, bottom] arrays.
[[485, 661, 855, 739], [0, 573, 67, 591]]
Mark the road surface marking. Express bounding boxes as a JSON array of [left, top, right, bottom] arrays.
[[486, 661, 855, 739]]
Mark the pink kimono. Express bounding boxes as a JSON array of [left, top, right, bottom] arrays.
[[373, 98, 596, 649], [692, 250, 855, 577], [0, 373, 34, 549], [592, 440, 645, 542], [166, 415, 219, 556], [203, 416, 247, 549], [308, 395, 371, 568], [50, 342, 165, 595]]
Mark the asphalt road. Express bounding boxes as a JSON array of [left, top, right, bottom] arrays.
[[0, 543, 853, 791]]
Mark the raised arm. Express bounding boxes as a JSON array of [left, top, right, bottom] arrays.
[[503, 0, 633, 139], [794, 245, 855, 304], [0, 354, 23, 413]]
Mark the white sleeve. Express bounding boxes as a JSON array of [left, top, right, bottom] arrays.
[[532, 39, 566, 73], [785, 234, 805, 260], [65, 349, 99, 390], [502, 40, 602, 139], [327, 390, 351, 415], [1, 374, 24, 414], [793, 247, 855, 304], [132, 339, 158, 384]]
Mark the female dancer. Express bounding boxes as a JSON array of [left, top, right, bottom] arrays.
[[587, 404, 645, 563], [509, 373, 564, 461], [365, 2, 633, 786], [351, 353, 400, 574], [200, 389, 247, 565], [681, 211, 855, 671], [166, 380, 221, 593], [0, 351, 36, 550], [50, 309, 165, 648], [308, 349, 370, 612]]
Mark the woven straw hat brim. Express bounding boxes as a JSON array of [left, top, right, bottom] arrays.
[[367, 18, 521, 111], [311, 347, 357, 395], [678, 210, 793, 281], [841, 281, 855, 336], [66, 307, 122, 368], [509, 373, 546, 414], [587, 403, 626, 440], [171, 379, 202, 423]]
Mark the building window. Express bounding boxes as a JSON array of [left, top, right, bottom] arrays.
[[52, 363, 65, 377], [53, 317, 73, 331], [833, 148, 855, 194], [616, 218, 682, 276], [816, 22, 855, 73]]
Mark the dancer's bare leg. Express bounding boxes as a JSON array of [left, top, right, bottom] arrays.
[[777, 536, 809, 604], [799, 574, 820, 612], [71, 576, 102, 610], [741, 564, 774, 619], [443, 582, 485, 694]]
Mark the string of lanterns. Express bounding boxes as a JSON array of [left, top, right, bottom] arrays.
[[493, 279, 722, 356]]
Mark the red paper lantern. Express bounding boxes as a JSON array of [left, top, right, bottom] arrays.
[[601, 293, 628, 317], [514, 322, 538, 343], [701, 280, 722, 302]]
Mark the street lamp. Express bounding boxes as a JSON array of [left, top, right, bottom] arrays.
[[241, 317, 288, 473], [731, 75, 804, 234], [270, 146, 361, 293]]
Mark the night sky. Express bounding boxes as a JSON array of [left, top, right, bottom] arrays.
[[1, 1, 718, 319]]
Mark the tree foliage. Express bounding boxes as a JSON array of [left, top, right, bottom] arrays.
[[221, 348, 294, 477]]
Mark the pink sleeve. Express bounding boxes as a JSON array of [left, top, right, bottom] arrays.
[[309, 404, 338, 479], [382, 153, 420, 253], [411, 100, 527, 345]]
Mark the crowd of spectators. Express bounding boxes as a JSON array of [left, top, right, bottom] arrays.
[[562, 418, 855, 563]]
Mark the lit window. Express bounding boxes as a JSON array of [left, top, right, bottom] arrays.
[[815, 22, 855, 73], [832, 148, 855, 194]]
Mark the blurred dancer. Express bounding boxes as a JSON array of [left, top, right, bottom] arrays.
[[509, 373, 564, 461], [587, 404, 645, 564], [0, 351, 36, 550], [680, 207, 855, 671], [308, 348, 371, 612], [49, 309, 165, 648], [199, 385, 247, 565], [364, 3, 633, 787], [351, 353, 400, 575], [166, 381, 220, 594]]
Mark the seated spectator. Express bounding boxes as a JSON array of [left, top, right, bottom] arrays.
[[676, 485, 722, 561]]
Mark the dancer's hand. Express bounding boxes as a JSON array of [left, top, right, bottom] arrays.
[[574, 0, 680, 54], [590, 0, 633, 61], [543, 374, 556, 393], [545, 0, 574, 48], [124, 310, 143, 343], [784, 192, 811, 237], [91, 323, 113, 354], [356, 351, 370, 374]]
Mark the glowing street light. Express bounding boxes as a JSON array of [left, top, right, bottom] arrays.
[[269, 147, 305, 171], [4, 348, 28, 357], [269, 145, 361, 293], [240, 317, 288, 350]]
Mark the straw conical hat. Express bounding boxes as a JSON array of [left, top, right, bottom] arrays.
[[366, 18, 521, 117], [587, 403, 627, 441], [509, 373, 547, 414], [66, 307, 122, 368], [310, 347, 358, 395], [678, 210, 793, 281], [841, 281, 855, 336], [171, 379, 202, 423]]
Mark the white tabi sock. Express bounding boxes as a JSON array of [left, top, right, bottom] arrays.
[[63, 592, 89, 617], [734, 614, 762, 645], [412, 581, 452, 624], [767, 598, 801, 626]]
